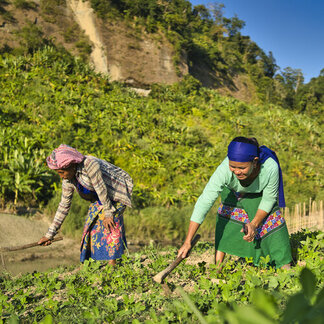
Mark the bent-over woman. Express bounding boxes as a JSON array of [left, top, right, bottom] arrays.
[[178, 137, 292, 269], [38, 144, 133, 265]]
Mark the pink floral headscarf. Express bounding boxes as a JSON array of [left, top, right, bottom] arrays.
[[46, 144, 85, 170]]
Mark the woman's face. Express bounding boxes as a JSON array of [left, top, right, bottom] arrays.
[[56, 165, 76, 180], [229, 159, 257, 181]]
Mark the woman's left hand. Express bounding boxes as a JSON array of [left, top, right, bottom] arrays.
[[103, 216, 115, 232], [241, 223, 257, 242]]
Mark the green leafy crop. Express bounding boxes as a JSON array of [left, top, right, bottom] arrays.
[[0, 230, 323, 323]]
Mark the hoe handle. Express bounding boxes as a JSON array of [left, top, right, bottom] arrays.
[[0, 236, 63, 252], [153, 234, 201, 284]]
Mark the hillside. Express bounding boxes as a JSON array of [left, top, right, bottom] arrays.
[[1, 0, 323, 109], [0, 48, 323, 210], [0, 0, 187, 85], [0, 1, 323, 242], [0, 0, 294, 103]]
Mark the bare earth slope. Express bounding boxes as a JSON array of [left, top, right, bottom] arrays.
[[0, 0, 254, 99], [67, 0, 188, 85], [0, 214, 79, 276]]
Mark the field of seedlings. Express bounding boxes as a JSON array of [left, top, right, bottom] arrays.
[[1, 47, 323, 323], [1, 230, 324, 323]]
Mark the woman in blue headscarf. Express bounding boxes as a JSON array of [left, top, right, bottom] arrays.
[[178, 137, 292, 269]]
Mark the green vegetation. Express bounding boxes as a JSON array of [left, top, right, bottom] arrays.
[[0, 47, 323, 214], [0, 46, 323, 241], [13, 22, 50, 55], [0, 2, 323, 323], [39, 0, 66, 24], [13, 0, 37, 10], [89, 0, 324, 112], [1, 230, 323, 322], [295, 68, 324, 116], [0, 0, 92, 62], [1, 0, 323, 112]]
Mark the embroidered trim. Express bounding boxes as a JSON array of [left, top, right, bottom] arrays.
[[256, 210, 285, 239], [218, 203, 249, 223], [218, 204, 286, 239]]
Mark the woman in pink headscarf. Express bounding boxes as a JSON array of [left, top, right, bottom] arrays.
[[38, 144, 133, 266]]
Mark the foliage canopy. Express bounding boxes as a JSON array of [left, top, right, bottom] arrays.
[[0, 47, 323, 211]]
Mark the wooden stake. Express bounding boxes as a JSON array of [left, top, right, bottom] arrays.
[[320, 200, 324, 230], [1, 252, 6, 270], [309, 197, 312, 215], [303, 202, 306, 217]]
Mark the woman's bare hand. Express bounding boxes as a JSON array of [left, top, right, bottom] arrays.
[[241, 223, 257, 242], [177, 241, 191, 258], [38, 236, 52, 246], [103, 216, 115, 232]]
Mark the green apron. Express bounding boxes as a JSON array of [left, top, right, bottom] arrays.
[[215, 187, 292, 268]]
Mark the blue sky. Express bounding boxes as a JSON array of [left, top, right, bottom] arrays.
[[189, 0, 324, 83]]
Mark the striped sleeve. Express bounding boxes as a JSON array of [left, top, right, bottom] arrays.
[[45, 180, 74, 239], [84, 158, 116, 218]]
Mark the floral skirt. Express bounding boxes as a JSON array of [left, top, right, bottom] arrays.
[[80, 201, 127, 262], [215, 187, 292, 268]]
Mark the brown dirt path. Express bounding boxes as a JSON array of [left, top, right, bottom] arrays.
[[0, 213, 80, 275]]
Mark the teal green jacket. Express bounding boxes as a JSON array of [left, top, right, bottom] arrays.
[[190, 157, 279, 224]]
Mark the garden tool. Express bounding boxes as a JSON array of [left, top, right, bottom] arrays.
[[0, 236, 63, 252], [153, 234, 200, 284]]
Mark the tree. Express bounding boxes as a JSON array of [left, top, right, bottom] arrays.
[[295, 69, 324, 115], [223, 15, 245, 37], [193, 4, 211, 21], [261, 51, 279, 78], [281, 67, 304, 93], [208, 2, 225, 24], [319, 68, 324, 77]]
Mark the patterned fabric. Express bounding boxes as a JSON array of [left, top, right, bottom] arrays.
[[257, 210, 285, 239], [215, 187, 292, 268], [80, 201, 127, 262], [218, 203, 249, 224], [45, 156, 133, 239], [47, 144, 85, 169], [218, 204, 286, 239], [75, 156, 133, 210]]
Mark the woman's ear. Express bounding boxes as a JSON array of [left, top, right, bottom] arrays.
[[68, 163, 76, 171], [253, 157, 259, 167]]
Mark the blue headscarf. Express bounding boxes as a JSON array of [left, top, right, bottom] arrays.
[[227, 141, 285, 207]]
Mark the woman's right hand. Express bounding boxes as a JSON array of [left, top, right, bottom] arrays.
[[38, 236, 52, 246], [177, 241, 191, 258], [177, 221, 200, 258]]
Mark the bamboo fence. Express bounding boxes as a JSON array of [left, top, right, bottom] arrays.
[[283, 199, 324, 233]]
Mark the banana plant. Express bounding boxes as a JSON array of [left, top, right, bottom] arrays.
[[5, 147, 52, 205]]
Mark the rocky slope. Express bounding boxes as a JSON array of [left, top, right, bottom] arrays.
[[0, 0, 255, 99]]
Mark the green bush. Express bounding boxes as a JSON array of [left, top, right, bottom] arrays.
[[13, 0, 37, 10], [0, 47, 323, 212], [14, 21, 49, 54]]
